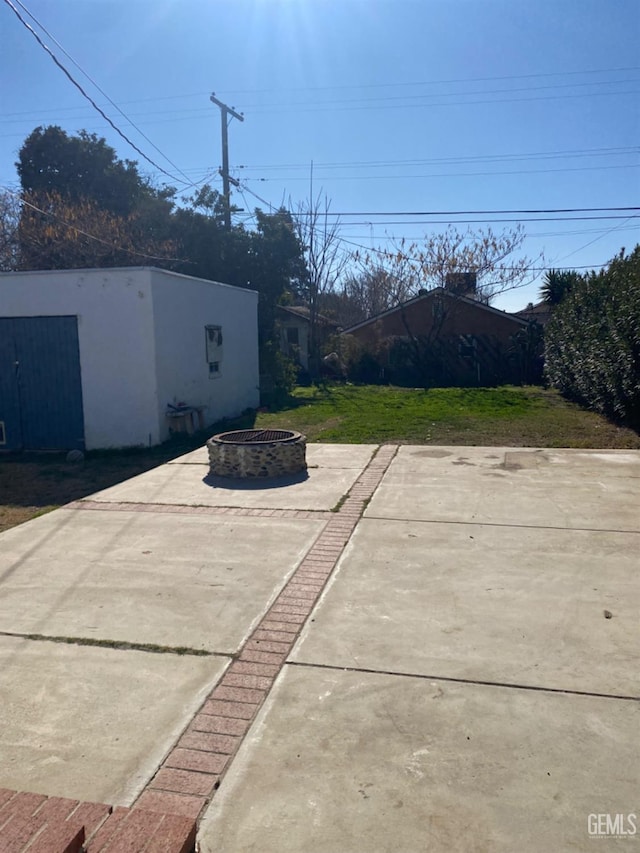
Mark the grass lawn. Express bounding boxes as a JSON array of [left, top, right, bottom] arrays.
[[253, 384, 640, 447], [1, 384, 638, 533]]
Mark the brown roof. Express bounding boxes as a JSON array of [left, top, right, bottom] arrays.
[[342, 287, 528, 335], [515, 301, 552, 326], [276, 304, 338, 327]]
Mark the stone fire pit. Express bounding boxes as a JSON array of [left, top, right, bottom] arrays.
[[207, 429, 307, 479]]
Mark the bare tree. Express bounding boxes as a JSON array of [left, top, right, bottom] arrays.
[[0, 189, 21, 271], [293, 193, 351, 375], [338, 264, 414, 326], [357, 224, 542, 306]]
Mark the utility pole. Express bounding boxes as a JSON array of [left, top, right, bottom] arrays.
[[210, 92, 244, 229]]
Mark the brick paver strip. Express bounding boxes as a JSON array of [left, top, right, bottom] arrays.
[[27, 821, 84, 853], [0, 795, 197, 853], [201, 699, 258, 719], [133, 792, 205, 822], [87, 807, 197, 852], [222, 671, 275, 690], [136, 444, 398, 824], [149, 768, 217, 798], [165, 748, 229, 776], [178, 731, 238, 755], [66, 500, 331, 519], [84, 806, 128, 851], [190, 714, 250, 737], [237, 648, 288, 666]]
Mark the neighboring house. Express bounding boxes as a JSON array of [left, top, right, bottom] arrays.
[[515, 301, 552, 327], [342, 286, 531, 386], [276, 304, 338, 372], [0, 267, 259, 451]]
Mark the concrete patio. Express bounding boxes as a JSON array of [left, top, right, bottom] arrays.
[[0, 444, 637, 851]]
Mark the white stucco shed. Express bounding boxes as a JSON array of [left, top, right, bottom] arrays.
[[0, 267, 259, 450]]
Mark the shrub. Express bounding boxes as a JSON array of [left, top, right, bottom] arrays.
[[544, 247, 640, 425], [259, 341, 298, 408]]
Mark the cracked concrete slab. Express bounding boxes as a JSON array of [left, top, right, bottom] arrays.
[[85, 457, 366, 511], [198, 665, 639, 853], [0, 634, 227, 806], [366, 447, 640, 530], [291, 518, 640, 696], [0, 508, 324, 653]]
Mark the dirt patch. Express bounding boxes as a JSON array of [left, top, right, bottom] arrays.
[[0, 449, 188, 533]]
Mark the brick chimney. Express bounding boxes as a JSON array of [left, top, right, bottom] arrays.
[[445, 271, 477, 297]]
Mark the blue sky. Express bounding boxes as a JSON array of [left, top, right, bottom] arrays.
[[1, 0, 638, 310]]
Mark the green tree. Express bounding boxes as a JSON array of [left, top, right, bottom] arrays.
[[250, 207, 307, 343], [539, 268, 581, 305], [170, 185, 250, 283], [16, 126, 176, 270], [17, 126, 166, 217]]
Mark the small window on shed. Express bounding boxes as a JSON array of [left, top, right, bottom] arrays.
[[205, 325, 223, 377], [0, 422, 5, 445]]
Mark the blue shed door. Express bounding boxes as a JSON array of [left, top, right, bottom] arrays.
[[0, 318, 21, 450], [0, 316, 85, 451]]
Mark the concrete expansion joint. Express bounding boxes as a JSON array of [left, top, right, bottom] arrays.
[[287, 661, 640, 703], [134, 443, 398, 826], [0, 630, 219, 659]]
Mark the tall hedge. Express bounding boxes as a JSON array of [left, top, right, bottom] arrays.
[[544, 246, 640, 425]]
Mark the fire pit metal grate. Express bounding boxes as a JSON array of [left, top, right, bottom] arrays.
[[218, 428, 299, 444]]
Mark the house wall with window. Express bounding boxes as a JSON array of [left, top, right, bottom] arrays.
[[345, 289, 525, 347], [150, 267, 259, 439], [275, 305, 339, 373], [277, 309, 310, 370], [342, 288, 531, 386], [0, 267, 259, 450]]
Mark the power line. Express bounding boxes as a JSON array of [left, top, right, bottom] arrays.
[[237, 183, 616, 275], [247, 162, 639, 183], [557, 217, 637, 262], [3, 67, 637, 119], [199, 66, 640, 96], [289, 206, 640, 217], [239, 183, 277, 213], [236, 77, 640, 111], [176, 169, 220, 193], [4, 78, 638, 125], [11, 0, 192, 185], [339, 233, 610, 273], [236, 185, 258, 228], [284, 216, 640, 227], [234, 146, 639, 172], [340, 225, 640, 240], [2, 0, 190, 185], [245, 88, 640, 116]]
